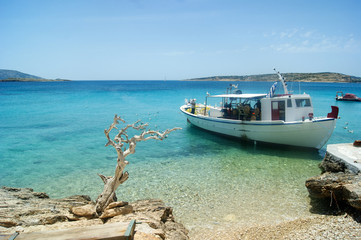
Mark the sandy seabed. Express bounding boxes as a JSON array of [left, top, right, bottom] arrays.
[[190, 214, 361, 240]]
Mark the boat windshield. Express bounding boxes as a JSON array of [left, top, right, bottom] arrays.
[[206, 94, 265, 121], [295, 98, 311, 107]]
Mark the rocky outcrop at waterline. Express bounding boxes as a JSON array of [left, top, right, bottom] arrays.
[[0, 186, 189, 240], [305, 143, 361, 212]]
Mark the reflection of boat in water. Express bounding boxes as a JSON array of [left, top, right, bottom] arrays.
[[180, 70, 339, 149], [336, 91, 361, 102]]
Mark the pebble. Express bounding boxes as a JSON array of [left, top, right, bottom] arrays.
[[190, 214, 361, 240]]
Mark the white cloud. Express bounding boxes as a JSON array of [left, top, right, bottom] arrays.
[[162, 50, 195, 56], [279, 29, 299, 39], [280, 32, 287, 39], [262, 29, 361, 53], [302, 40, 309, 45], [301, 31, 313, 38]]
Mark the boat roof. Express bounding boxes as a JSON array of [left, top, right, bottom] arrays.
[[208, 93, 267, 99]]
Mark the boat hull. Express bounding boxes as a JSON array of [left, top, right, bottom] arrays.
[[180, 106, 336, 149], [336, 98, 361, 102]]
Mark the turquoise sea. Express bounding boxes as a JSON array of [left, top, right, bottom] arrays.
[[1, 80, 361, 232]]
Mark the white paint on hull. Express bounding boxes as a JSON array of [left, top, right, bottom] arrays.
[[180, 106, 336, 149]]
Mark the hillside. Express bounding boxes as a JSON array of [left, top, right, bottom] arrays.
[[0, 69, 69, 82], [186, 72, 361, 83], [0, 69, 43, 80]]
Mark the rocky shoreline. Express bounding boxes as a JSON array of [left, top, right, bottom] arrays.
[[305, 144, 361, 212], [0, 187, 189, 239], [2, 148, 361, 239]]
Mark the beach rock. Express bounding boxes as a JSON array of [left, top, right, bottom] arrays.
[[99, 205, 133, 219], [41, 215, 68, 225], [343, 183, 361, 209], [319, 152, 348, 173], [305, 152, 361, 211], [320, 150, 360, 174], [134, 231, 162, 240], [0, 219, 17, 228], [71, 204, 96, 218], [131, 199, 189, 240], [305, 172, 360, 198], [0, 186, 92, 229], [105, 201, 128, 209], [0, 187, 189, 240]]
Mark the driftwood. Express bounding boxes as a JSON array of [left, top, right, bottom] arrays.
[[94, 114, 181, 215]]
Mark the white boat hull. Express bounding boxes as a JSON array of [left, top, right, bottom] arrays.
[[180, 105, 336, 149]]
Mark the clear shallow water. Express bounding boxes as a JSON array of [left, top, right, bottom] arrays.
[[1, 80, 361, 230]]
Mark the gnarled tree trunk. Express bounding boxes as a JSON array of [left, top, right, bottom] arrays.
[[94, 115, 180, 216]]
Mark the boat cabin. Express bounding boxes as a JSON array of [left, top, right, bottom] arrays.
[[206, 93, 314, 122], [260, 94, 313, 122]]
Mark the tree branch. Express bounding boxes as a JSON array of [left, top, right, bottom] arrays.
[[95, 114, 181, 215]]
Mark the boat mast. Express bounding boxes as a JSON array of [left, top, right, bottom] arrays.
[[274, 68, 289, 94]]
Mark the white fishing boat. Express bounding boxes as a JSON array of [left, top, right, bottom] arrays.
[[180, 70, 339, 149]]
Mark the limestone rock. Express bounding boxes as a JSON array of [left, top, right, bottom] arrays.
[[134, 222, 165, 240], [105, 201, 128, 210], [71, 204, 96, 218], [132, 199, 189, 240], [343, 183, 361, 209], [0, 187, 189, 239], [99, 205, 133, 219], [0, 218, 17, 228], [165, 221, 189, 240], [134, 231, 163, 240], [40, 215, 68, 225], [320, 152, 348, 173], [0, 186, 92, 228], [320, 150, 360, 174], [305, 152, 361, 211], [33, 191, 50, 199]]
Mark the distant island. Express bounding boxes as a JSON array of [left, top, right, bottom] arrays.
[[0, 69, 70, 82], [186, 72, 361, 83]]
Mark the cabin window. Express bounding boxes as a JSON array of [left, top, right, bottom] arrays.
[[295, 99, 311, 107], [287, 99, 292, 108]]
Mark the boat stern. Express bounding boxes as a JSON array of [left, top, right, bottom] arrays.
[[327, 106, 339, 119]]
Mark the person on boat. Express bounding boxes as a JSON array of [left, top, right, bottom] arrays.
[[237, 103, 245, 120], [244, 104, 251, 120], [222, 101, 231, 118], [190, 99, 196, 114]]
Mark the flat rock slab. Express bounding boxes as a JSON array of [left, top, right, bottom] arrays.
[[14, 221, 131, 240], [327, 143, 361, 173]]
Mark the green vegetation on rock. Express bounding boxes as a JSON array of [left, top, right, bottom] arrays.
[[0, 69, 69, 82], [186, 72, 361, 83]]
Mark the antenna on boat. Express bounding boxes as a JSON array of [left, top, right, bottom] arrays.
[[273, 68, 289, 94]]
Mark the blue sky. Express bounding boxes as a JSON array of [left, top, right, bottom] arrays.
[[1, 0, 360, 80]]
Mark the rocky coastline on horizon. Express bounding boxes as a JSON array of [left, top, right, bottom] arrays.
[[0, 69, 70, 82], [1, 69, 361, 83], [186, 72, 361, 83], [0, 78, 70, 82]]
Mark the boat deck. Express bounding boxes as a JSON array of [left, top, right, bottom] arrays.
[[326, 143, 361, 173]]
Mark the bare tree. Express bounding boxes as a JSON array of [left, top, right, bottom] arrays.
[[94, 114, 181, 215]]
